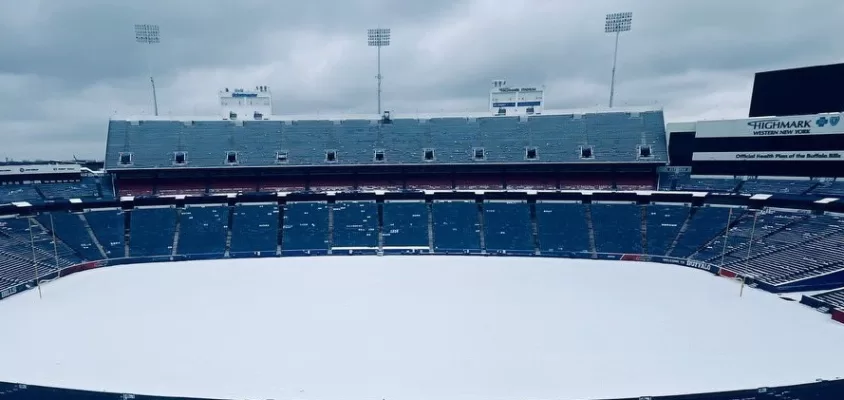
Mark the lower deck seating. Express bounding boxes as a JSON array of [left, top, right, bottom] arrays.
[[382, 201, 429, 249], [230, 204, 278, 257], [84, 209, 125, 258], [282, 202, 329, 254], [482, 201, 533, 253], [534, 202, 590, 255], [177, 205, 228, 256], [811, 288, 844, 309], [432, 201, 481, 252], [670, 206, 733, 258], [646, 205, 688, 256], [129, 207, 177, 257], [332, 201, 378, 249], [591, 203, 642, 254], [35, 212, 102, 260]]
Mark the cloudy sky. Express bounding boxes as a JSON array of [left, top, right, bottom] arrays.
[[1, 0, 842, 161]]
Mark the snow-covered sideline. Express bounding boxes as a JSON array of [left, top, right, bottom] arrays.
[[0, 256, 842, 400]]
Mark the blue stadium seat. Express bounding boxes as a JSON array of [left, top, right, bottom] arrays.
[[432, 201, 481, 253], [282, 202, 329, 254], [740, 179, 816, 195], [177, 205, 228, 257], [811, 288, 844, 309], [38, 180, 99, 199], [809, 181, 844, 196], [591, 203, 643, 254], [0, 217, 81, 283], [35, 212, 102, 260], [105, 110, 669, 169], [83, 209, 125, 258], [230, 204, 279, 257], [382, 201, 429, 251], [0, 184, 41, 203], [670, 206, 733, 258], [331, 201, 378, 251], [646, 205, 689, 256], [535, 202, 591, 255], [482, 201, 534, 253], [129, 207, 177, 257]]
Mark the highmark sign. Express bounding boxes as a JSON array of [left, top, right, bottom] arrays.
[[696, 113, 842, 138]]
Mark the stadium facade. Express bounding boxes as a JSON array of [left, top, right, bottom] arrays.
[[2, 77, 844, 399]]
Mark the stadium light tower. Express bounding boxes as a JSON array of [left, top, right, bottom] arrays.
[[605, 12, 632, 108], [134, 24, 161, 116], [367, 28, 391, 115]]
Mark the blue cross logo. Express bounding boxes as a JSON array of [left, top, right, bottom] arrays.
[[816, 116, 828, 127]]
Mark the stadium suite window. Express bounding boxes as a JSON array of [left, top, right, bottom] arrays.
[[423, 149, 435, 162], [118, 153, 133, 165], [174, 152, 187, 165]]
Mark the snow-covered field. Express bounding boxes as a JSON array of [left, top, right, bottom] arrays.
[[0, 256, 842, 400]]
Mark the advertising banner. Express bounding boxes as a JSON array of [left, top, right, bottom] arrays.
[[696, 113, 843, 138]]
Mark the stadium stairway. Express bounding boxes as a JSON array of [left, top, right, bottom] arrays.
[[79, 214, 108, 259], [171, 209, 182, 256], [529, 202, 540, 255], [584, 204, 597, 258], [477, 201, 487, 253]]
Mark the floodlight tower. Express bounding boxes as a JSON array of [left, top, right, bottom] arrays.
[[367, 28, 391, 115], [605, 12, 632, 108], [135, 24, 161, 116]]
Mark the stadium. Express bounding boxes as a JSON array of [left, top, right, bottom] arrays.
[[3, 16, 844, 400]]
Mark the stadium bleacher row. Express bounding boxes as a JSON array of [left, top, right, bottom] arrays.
[[2, 201, 843, 293], [0, 177, 114, 204], [658, 171, 844, 195], [104, 111, 668, 169]]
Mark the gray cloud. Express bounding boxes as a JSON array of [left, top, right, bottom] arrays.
[[1, 0, 843, 160]]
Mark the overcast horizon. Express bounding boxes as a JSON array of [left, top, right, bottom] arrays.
[[1, 0, 843, 161]]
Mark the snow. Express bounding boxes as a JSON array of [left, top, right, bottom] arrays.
[[0, 256, 842, 400]]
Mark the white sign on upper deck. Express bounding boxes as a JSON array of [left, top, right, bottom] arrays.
[[0, 164, 81, 176], [696, 112, 844, 138], [489, 79, 544, 116]]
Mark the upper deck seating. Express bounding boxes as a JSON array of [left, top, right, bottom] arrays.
[[105, 110, 668, 169]]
